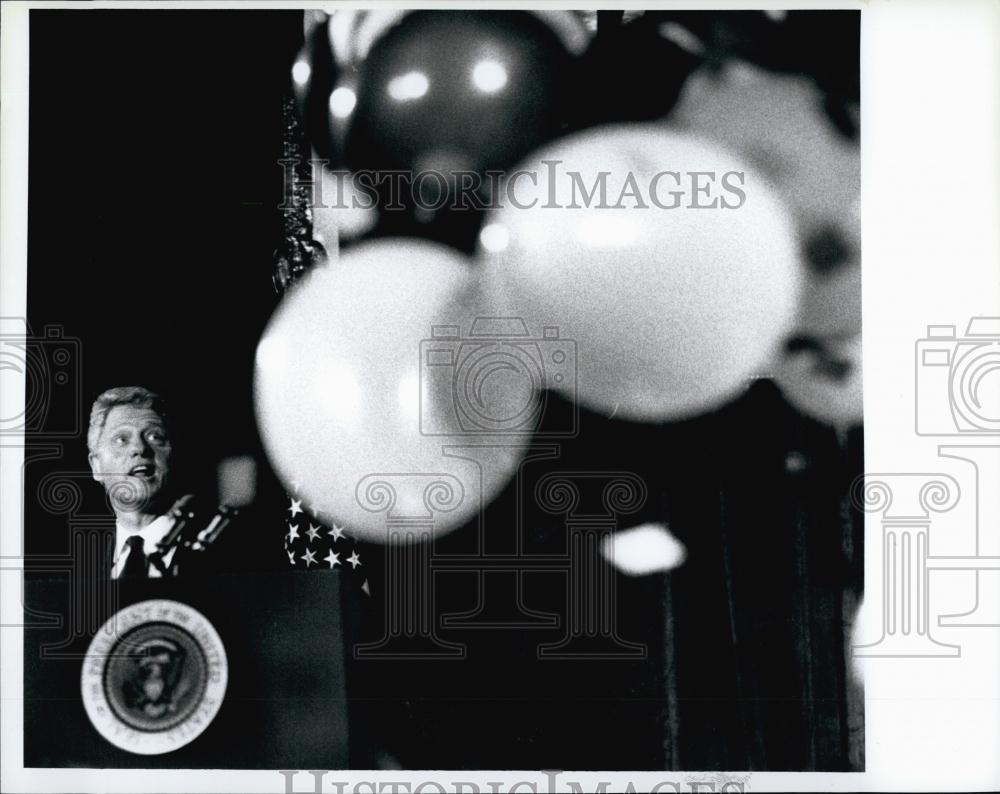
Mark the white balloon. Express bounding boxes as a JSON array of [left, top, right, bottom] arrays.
[[669, 60, 860, 241], [478, 125, 802, 421], [668, 60, 863, 428], [255, 238, 531, 543]]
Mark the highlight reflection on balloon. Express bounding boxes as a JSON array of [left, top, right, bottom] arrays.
[[478, 125, 802, 422], [255, 239, 531, 543]]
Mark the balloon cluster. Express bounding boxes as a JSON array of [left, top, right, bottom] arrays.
[[293, 9, 589, 252], [256, 11, 860, 542]]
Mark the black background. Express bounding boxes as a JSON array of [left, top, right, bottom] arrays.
[[27, 10, 302, 521]]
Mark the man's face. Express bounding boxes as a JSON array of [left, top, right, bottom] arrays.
[[89, 405, 173, 512]]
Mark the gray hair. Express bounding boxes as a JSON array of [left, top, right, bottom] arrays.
[[87, 386, 170, 453]]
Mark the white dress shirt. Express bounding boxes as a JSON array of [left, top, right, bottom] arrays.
[[110, 514, 177, 579]]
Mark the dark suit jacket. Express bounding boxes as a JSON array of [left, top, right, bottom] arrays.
[[98, 496, 278, 580]]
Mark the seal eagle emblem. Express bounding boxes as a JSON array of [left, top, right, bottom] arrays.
[[81, 599, 228, 754]]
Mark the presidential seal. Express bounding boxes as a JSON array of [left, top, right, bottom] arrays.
[[80, 599, 228, 755]]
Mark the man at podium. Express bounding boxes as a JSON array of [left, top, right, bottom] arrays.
[[23, 385, 354, 767], [86, 385, 246, 578]]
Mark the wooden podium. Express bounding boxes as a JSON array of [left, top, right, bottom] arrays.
[[23, 570, 353, 768]]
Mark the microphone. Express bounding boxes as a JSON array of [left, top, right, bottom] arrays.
[[147, 495, 239, 574], [148, 494, 197, 574], [190, 505, 239, 551]]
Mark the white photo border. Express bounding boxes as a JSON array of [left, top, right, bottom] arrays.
[[2, 1, 999, 792]]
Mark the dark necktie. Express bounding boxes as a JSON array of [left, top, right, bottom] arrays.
[[119, 535, 148, 579]]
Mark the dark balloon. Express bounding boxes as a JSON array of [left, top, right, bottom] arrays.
[[293, 10, 586, 252], [345, 12, 578, 173], [291, 16, 338, 162]]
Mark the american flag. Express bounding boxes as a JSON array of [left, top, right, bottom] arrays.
[[282, 492, 370, 596]]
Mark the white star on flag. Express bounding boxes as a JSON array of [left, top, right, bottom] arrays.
[[281, 496, 371, 595]]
